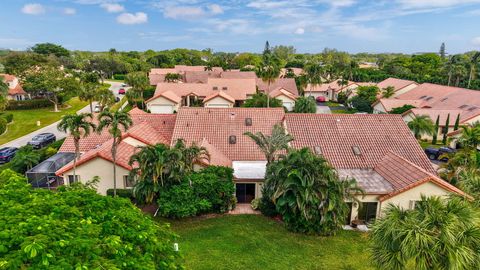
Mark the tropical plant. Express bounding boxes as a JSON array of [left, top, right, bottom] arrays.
[[0, 169, 182, 269], [304, 63, 323, 95], [78, 83, 98, 113], [10, 145, 41, 173], [407, 115, 435, 139], [242, 92, 283, 108], [0, 77, 8, 111], [57, 113, 96, 183], [293, 96, 316, 113], [454, 113, 460, 130], [96, 110, 132, 196], [467, 52, 480, 88], [164, 73, 182, 83], [370, 196, 480, 270], [268, 148, 363, 234], [172, 139, 209, 175], [256, 63, 280, 108], [457, 122, 480, 149], [389, 104, 415, 114], [382, 86, 395, 98], [244, 124, 293, 165], [95, 86, 115, 110], [125, 72, 149, 109]]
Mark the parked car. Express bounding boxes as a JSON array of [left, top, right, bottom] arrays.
[[27, 133, 56, 149], [118, 88, 126, 95], [115, 96, 120, 102], [0, 147, 18, 163], [121, 83, 127, 87], [94, 104, 102, 113], [425, 147, 456, 161], [316, 96, 326, 103]]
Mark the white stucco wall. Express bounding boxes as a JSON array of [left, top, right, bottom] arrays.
[[146, 96, 180, 114], [276, 94, 296, 111], [204, 96, 233, 108], [373, 102, 387, 114], [381, 181, 451, 211], [391, 84, 418, 98], [63, 157, 131, 195]]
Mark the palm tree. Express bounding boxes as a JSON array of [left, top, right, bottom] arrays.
[[78, 83, 98, 113], [407, 115, 435, 139], [97, 110, 132, 196], [95, 87, 115, 110], [164, 73, 182, 83], [0, 78, 9, 111], [125, 72, 149, 109], [172, 139, 209, 174], [467, 52, 480, 88], [458, 122, 480, 149], [304, 63, 323, 96], [256, 63, 280, 108], [370, 196, 480, 270], [244, 124, 293, 165], [11, 146, 41, 174], [382, 86, 395, 98], [58, 113, 96, 183], [293, 96, 316, 113]]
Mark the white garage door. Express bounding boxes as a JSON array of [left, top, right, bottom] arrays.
[[205, 104, 230, 108], [283, 102, 294, 111], [150, 105, 174, 114]]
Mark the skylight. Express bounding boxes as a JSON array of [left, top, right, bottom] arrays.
[[352, 146, 361, 156], [314, 146, 322, 155]]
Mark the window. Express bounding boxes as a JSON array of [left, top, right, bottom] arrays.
[[123, 175, 135, 188], [358, 202, 378, 224], [67, 175, 80, 185]]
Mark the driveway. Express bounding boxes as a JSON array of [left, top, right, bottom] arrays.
[[316, 104, 332, 114], [0, 82, 124, 148], [105, 80, 129, 100]]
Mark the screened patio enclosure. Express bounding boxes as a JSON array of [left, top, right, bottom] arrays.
[[26, 152, 75, 189]]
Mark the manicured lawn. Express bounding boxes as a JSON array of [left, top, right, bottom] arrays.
[[0, 98, 88, 145], [161, 215, 373, 270], [419, 140, 445, 149]]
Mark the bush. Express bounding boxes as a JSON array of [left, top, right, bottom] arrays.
[[106, 188, 133, 199], [0, 117, 6, 135], [390, 104, 416, 114], [157, 182, 212, 218], [0, 170, 182, 269], [0, 112, 13, 123], [113, 74, 125, 80], [6, 99, 52, 110], [250, 198, 260, 210]]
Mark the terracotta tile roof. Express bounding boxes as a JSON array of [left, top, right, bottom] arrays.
[[130, 113, 177, 142], [270, 87, 298, 99], [8, 84, 27, 96], [375, 151, 468, 200], [198, 138, 232, 167], [157, 90, 182, 104], [123, 122, 170, 145], [184, 71, 221, 83], [220, 71, 257, 79], [404, 108, 462, 126], [171, 107, 285, 161], [149, 74, 167, 85], [376, 78, 417, 91], [0, 74, 16, 82], [374, 99, 425, 112], [203, 91, 235, 104], [285, 114, 436, 174], [257, 78, 299, 96], [304, 79, 356, 93], [338, 169, 393, 194], [128, 107, 148, 115]]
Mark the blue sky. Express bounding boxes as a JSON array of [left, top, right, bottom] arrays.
[[1, 0, 480, 53]]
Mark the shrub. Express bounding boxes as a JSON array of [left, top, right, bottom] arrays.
[[157, 182, 212, 218], [144, 86, 156, 100], [106, 188, 133, 199], [0, 117, 6, 135], [0, 112, 13, 123], [258, 186, 278, 217], [113, 74, 125, 80], [250, 198, 260, 210], [390, 104, 415, 114], [6, 99, 52, 110], [0, 170, 182, 269], [293, 96, 316, 113]]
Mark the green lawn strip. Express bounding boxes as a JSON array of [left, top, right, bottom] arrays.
[[0, 98, 88, 145], [161, 215, 372, 270], [418, 141, 446, 149]]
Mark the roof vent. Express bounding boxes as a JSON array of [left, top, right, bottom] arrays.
[[245, 118, 252, 126], [425, 97, 433, 101], [468, 106, 478, 111], [440, 98, 448, 102], [459, 104, 468, 109], [314, 146, 322, 155], [222, 86, 228, 90], [229, 135, 237, 144], [213, 86, 218, 90], [352, 146, 361, 156], [420, 95, 427, 99]]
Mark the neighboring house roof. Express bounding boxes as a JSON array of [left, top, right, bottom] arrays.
[[198, 138, 232, 167], [203, 91, 236, 104], [375, 151, 468, 200], [8, 84, 27, 96], [256, 78, 299, 96], [156, 90, 182, 104], [403, 108, 463, 126], [270, 87, 298, 100], [280, 68, 303, 77], [373, 99, 425, 112], [285, 113, 436, 174], [0, 74, 16, 82], [376, 78, 417, 91], [171, 107, 285, 161], [304, 79, 356, 93], [220, 71, 257, 79], [184, 71, 221, 83]]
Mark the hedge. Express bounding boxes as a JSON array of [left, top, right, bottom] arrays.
[[0, 113, 13, 123], [113, 74, 126, 80], [0, 118, 6, 135], [7, 99, 52, 110], [107, 188, 133, 199]]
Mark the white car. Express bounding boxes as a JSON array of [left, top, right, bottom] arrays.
[[121, 83, 127, 87], [94, 105, 102, 113]]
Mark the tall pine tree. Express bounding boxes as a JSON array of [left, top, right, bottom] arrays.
[[454, 113, 460, 130], [442, 113, 450, 145], [432, 115, 439, 145]]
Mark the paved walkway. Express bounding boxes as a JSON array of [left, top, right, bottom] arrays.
[[316, 105, 332, 114], [229, 204, 260, 215]]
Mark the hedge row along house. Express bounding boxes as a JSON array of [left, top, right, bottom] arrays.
[[373, 81, 480, 141], [146, 66, 299, 112], [55, 107, 467, 225], [0, 74, 29, 101]]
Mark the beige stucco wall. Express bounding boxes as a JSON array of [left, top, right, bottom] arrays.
[[391, 84, 418, 98], [62, 157, 131, 195], [204, 96, 233, 108], [465, 115, 480, 125], [373, 102, 387, 114], [146, 96, 180, 113], [276, 94, 296, 111], [122, 137, 146, 147], [381, 181, 451, 211]]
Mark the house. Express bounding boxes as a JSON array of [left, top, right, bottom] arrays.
[[304, 79, 363, 101], [373, 82, 480, 139], [280, 67, 303, 77], [0, 74, 29, 100], [55, 108, 467, 225], [376, 78, 418, 98], [285, 113, 467, 223]]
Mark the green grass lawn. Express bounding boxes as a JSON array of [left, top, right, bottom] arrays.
[[162, 215, 373, 270], [0, 98, 88, 145]]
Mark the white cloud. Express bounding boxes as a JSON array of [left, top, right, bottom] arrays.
[[21, 3, 46, 15], [164, 6, 205, 19], [101, 3, 125, 13], [326, 0, 356, 8], [472, 37, 480, 47], [294, 27, 305, 34], [116, 12, 148, 25], [397, 0, 480, 9], [208, 4, 224, 14], [63, 8, 76, 15]]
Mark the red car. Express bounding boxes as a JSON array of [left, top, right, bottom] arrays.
[[316, 96, 326, 103], [118, 88, 126, 95]]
